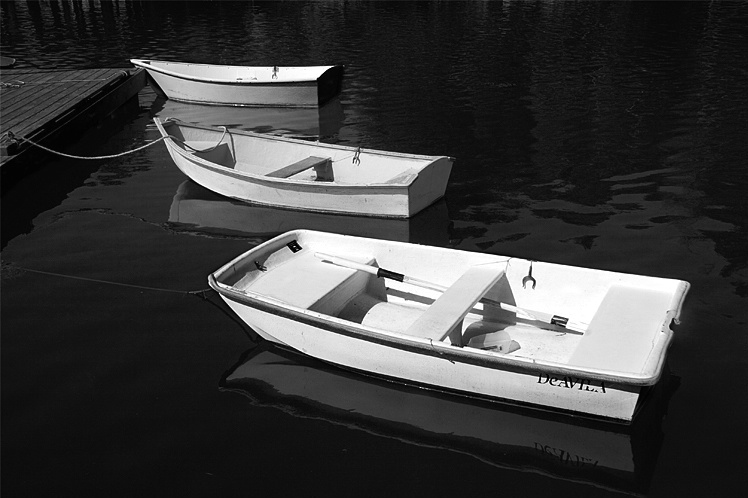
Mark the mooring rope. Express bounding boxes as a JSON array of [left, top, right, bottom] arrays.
[[4, 122, 228, 160], [331, 149, 362, 165], [5, 264, 213, 297], [0, 71, 130, 88], [3, 262, 260, 342], [8, 133, 172, 160], [1, 80, 25, 88], [1, 78, 114, 87]]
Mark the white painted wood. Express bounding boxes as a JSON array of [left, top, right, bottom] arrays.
[[568, 285, 677, 373], [209, 229, 691, 422], [465, 327, 520, 354], [244, 251, 374, 312], [314, 253, 583, 334], [221, 303, 643, 421], [405, 263, 505, 342], [265, 156, 332, 180], [130, 59, 344, 107], [154, 118, 453, 218]]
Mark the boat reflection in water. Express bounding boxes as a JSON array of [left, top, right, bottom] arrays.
[[220, 342, 678, 497], [168, 180, 451, 245], [150, 95, 345, 139]]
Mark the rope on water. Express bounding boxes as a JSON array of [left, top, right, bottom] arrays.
[[3, 262, 260, 342], [4, 122, 228, 160], [5, 264, 213, 298]]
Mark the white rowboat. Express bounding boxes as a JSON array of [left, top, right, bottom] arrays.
[[154, 118, 454, 218], [209, 230, 690, 423], [130, 59, 343, 107]]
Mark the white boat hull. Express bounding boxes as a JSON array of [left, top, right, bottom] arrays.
[[155, 119, 453, 218], [131, 59, 343, 107], [224, 300, 642, 420], [209, 230, 690, 423], [171, 157, 447, 218]]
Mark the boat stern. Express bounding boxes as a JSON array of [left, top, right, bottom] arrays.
[[407, 156, 454, 216], [317, 65, 345, 106]]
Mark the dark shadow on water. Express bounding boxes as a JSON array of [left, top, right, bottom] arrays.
[[1, 96, 142, 250], [220, 341, 679, 497], [167, 179, 452, 246], [148, 94, 345, 140]]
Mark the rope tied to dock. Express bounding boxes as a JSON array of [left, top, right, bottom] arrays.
[[4, 123, 228, 160], [0, 72, 129, 89], [2, 261, 213, 297], [2, 260, 260, 343], [1, 80, 24, 88], [6, 131, 171, 160]]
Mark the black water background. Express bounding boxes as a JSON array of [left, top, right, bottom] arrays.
[[1, 2, 747, 496]]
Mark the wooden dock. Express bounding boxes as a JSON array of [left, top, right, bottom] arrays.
[[0, 67, 145, 168]]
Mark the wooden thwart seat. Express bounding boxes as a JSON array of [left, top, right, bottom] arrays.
[[568, 285, 674, 373], [266, 156, 333, 181], [405, 263, 506, 344], [247, 252, 374, 315]]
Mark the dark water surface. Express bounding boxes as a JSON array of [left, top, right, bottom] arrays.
[[2, 2, 747, 496]]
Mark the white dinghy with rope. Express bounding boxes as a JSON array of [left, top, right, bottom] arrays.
[[208, 230, 690, 423], [154, 118, 453, 218], [130, 59, 344, 107]]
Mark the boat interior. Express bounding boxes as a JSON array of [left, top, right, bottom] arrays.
[[141, 60, 336, 82], [217, 234, 682, 377], [159, 119, 437, 185]]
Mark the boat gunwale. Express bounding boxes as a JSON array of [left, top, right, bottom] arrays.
[[156, 117, 453, 161], [208, 230, 690, 387], [155, 118, 453, 188], [131, 59, 341, 85], [208, 271, 677, 387]]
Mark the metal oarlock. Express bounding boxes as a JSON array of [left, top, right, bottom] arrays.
[[522, 261, 537, 289]]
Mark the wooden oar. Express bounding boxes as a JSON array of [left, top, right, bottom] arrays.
[[314, 253, 586, 334]]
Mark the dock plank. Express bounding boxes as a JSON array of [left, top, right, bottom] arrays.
[[2, 69, 121, 115], [1, 67, 145, 168], [12, 76, 114, 126], [2, 70, 125, 135], [3, 71, 78, 118], [3, 74, 96, 125], [1, 69, 127, 137], [1, 70, 77, 112]]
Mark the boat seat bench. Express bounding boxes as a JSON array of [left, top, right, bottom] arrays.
[[405, 263, 506, 344], [266, 156, 333, 181], [245, 251, 375, 315], [184, 141, 236, 167], [568, 285, 675, 373]]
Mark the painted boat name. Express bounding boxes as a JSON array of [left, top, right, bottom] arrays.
[[534, 443, 599, 468], [537, 374, 607, 393]]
